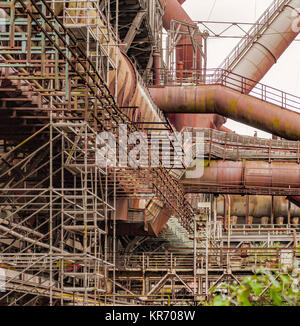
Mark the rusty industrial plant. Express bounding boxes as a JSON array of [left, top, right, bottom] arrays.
[[0, 0, 299, 308]]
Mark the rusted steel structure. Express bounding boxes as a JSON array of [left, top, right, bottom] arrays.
[[0, 0, 300, 306], [218, 0, 300, 93], [158, 0, 225, 131], [149, 69, 300, 141], [0, 0, 194, 306], [182, 160, 300, 194]]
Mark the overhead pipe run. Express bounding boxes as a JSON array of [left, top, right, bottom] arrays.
[[159, 0, 226, 131], [64, 1, 165, 130], [182, 159, 300, 190], [219, 0, 300, 94], [216, 195, 300, 219], [159, 0, 202, 71], [55, 1, 177, 236], [149, 85, 300, 140]]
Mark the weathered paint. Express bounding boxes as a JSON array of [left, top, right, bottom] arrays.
[[182, 160, 300, 189], [217, 195, 300, 218], [149, 85, 300, 140], [159, 0, 226, 131]]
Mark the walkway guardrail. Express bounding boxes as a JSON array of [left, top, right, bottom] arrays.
[[148, 67, 300, 114]]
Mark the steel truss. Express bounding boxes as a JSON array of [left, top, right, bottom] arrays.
[[0, 0, 195, 306], [0, 121, 116, 306]]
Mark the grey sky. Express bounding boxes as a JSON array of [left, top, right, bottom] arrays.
[[182, 0, 300, 138]]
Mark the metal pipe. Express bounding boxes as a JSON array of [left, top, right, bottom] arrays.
[[182, 159, 300, 188], [216, 195, 300, 218], [153, 51, 161, 86], [159, 0, 201, 69], [159, 0, 226, 131], [219, 0, 300, 93], [149, 85, 300, 140], [160, 1, 300, 131]]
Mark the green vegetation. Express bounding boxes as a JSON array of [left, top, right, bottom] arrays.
[[208, 267, 300, 306]]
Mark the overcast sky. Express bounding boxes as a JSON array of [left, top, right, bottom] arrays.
[[182, 0, 300, 138]]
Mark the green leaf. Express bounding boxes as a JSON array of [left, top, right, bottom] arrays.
[[269, 275, 281, 290], [279, 274, 291, 286], [213, 295, 230, 306], [237, 289, 252, 306], [209, 285, 217, 293], [270, 288, 282, 306], [249, 280, 263, 297]]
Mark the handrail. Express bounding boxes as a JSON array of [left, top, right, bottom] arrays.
[[226, 227, 298, 248], [150, 67, 300, 114], [115, 247, 300, 271]]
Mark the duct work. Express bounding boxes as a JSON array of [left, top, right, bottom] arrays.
[[36, 0, 300, 231], [182, 159, 300, 192], [66, 2, 165, 128], [216, 195, 300, 219], [219, 0, 300, 93], [78, 0, 300, 229], [3, 0, 300, 306], [188, 194, 300, 225], [153, 0, 300, 132], [149, 84, 300, 140], [158, 0, 227, 131]]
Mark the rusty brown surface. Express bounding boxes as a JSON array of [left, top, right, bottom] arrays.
[[149, 206, 173, 237], [288, 196, 300, 208], [159, 0, 225, 131], [115, 199, 129, 221], [225, 1, 300, 94], [182, 160, 300, 189], [216, 195, 300, 218], [149, 85, 300, 140]]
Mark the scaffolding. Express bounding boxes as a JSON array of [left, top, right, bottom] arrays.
[[0, 0, 120, 305], [0, 0, 195, 305], [0, 122, 116, 305], [2, 0, 299, 307]]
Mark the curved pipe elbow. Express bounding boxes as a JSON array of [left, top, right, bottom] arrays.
[[149, 85, 300, 140]]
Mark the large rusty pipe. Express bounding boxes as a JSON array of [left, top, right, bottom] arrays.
[[182, 159, 300, 189], [162, 1, 300, 130], [160, 0, 201, 70], [159, 0, 226, 130], [149, 85, 300, 140], [55, 2, 172, 236], [221, 0, 300, 93], [217, 195, 300, 218], [65, 1, 164, 129]]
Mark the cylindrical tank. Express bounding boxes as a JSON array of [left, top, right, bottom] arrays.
[[216, 195, 300, 218]]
